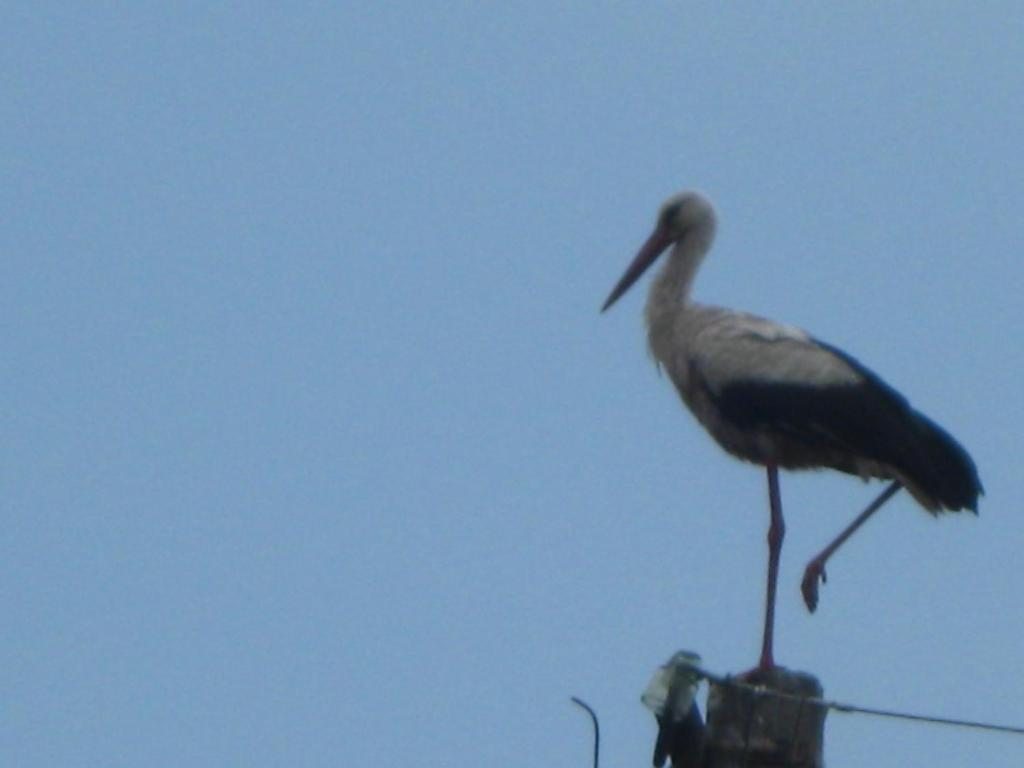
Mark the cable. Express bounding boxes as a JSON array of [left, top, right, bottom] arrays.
[[693, 666, 1024, 737]]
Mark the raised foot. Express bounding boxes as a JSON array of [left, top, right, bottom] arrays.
[[801, 560, 827, 613]]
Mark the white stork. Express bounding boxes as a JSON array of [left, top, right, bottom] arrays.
[[602, 191, 982, 671]]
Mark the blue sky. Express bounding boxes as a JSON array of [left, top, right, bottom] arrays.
[[4, 4, 1023, 766]]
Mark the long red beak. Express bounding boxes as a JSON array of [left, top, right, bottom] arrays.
[[601, 226, 672, 312]]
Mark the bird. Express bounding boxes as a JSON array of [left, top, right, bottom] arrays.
[[641, 651, 706, 768], [601, 190, 982, 672]]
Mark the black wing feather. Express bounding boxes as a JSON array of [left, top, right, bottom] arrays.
[[711, 339, 981, 512]]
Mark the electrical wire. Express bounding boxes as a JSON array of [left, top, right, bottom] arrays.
[[694, 666, 1024, 737]]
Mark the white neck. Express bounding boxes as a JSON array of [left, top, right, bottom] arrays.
[[644, 237, 708, 333]]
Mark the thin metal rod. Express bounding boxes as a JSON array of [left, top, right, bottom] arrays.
[[570, 696, 600, 768]]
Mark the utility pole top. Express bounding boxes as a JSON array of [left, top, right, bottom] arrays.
[[703, 667, 826, 768]]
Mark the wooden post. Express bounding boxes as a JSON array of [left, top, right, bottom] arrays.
[[702, 667, 826, 768]]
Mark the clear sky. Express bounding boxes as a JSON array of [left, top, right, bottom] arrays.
[[4, 4, 1023, 766]]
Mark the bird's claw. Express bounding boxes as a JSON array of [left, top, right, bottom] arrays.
[[801, 561, 827, 613]]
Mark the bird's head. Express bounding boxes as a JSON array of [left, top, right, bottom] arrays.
[[601, 190, 717, 312], [657, 191, 717, 246]]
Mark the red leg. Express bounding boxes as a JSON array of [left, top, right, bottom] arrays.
[[801, 481, 902, 612], [758, 464, 784, 671]]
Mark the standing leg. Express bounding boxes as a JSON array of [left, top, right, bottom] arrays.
[[759, 464, 784, 671], [801, 481, 902, 612]]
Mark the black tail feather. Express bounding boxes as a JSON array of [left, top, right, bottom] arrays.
[[774, 340, 984, 513], [898, 409, 982, 513]]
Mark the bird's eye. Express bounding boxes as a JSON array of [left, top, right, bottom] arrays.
[[659, 202, 682, 228]]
